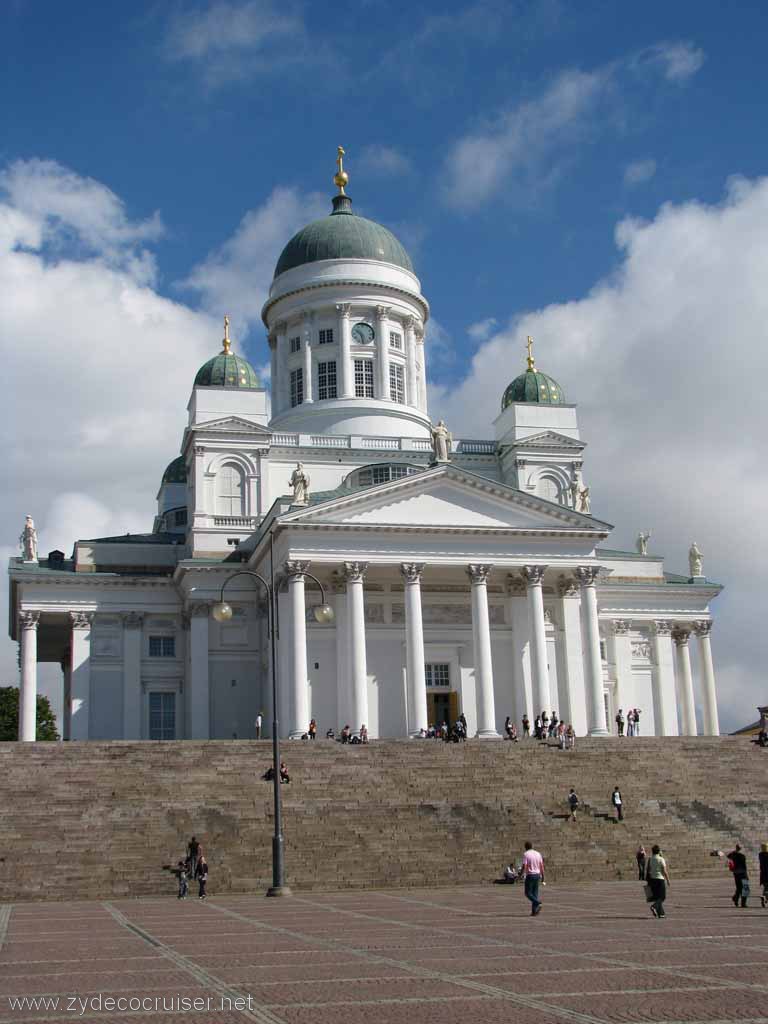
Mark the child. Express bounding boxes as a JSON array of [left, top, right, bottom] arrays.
[[176, 860, 188, 899]]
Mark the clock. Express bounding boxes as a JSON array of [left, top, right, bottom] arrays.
[[352, 322, 375, 345]]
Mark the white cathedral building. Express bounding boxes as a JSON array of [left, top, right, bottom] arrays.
[[9, 154, 722, 742]]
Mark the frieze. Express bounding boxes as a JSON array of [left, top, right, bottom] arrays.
[[631, 640, 651, 659], [121, 612, 144, 628], [391, 603, 405, 624], [422, 604, 471, 625]]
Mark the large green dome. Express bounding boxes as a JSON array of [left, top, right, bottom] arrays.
[[194, 351, 261, 389], [161, 456, 187, 484], [274, 194, 414, 278], [502, 368, 566, 409]]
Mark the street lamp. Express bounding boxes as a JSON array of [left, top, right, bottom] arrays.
[[210, 550, 333, 897]]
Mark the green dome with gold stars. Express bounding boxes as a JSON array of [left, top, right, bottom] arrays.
[[194, 316, 261, 390], [501, 337, 566, 409]]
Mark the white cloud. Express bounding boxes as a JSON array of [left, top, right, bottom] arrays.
[[358, 145, 412, 177], [624, 158, 657, 187], [182, 186, 327, 333], [637, 41, 705, 82], [467, 317, 498, 342], [430, 175, 768, 732]]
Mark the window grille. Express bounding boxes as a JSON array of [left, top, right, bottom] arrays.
[[389, 363, 405, 403], [354, 359, 374, 398], [425, 663, 450, 687], [318, 328, 334, 345], [317, 360, 337, 400], [216, 464, 244, 516], [289, 336, 301, 353], [290, 368, 304, 407], [389, 331, 403, 350], [149, 692, 175, 739], [149, 636, 175, 658]]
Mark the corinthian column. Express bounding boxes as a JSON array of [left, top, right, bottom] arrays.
[[404, 316, 418, 407], [302, 311, 314, 403], [523, 565, 551, 717], [343, 562, 369, 733], [468, 564, 499, 737], [672, 625, 697, 735], [575, 566, 608, 735], [376, 306, 391, 400], [19, 611, 40, 741], [336, 304, 353, 398], [401, 563, 427, 736], [285, 561, 311, 738], [693, 620, 719, 736], [650, 621, 676, 736]]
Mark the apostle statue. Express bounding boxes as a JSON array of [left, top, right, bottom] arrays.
[[20, 515, 38, 562], [289, 463, 310, 505], [689, 541, 703, 577], [569, 466, 583, 508], [636, 531, 651, 556], [577, 486, 591, 514], [430, 419, 452, 463]]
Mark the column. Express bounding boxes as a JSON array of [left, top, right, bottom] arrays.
[[19, 611, 40, 741], [62, 649, 72, 741], [673, 625, 697, 735], [468, 565, 499, 737], [285, 561, 310, 738], [188, 602, 210, 739], [507, 577, 533, 723], [401, 563, 428, 736], [336, 303, 353, 398], [415, 326, 428, 413], [694, 620, 720, 736], [344, 562, 369, 732], [69, 612, 93, 741], [269, 331, 278, 416], [302, 312, 314, 403], [650, 620, 677, 736], [332, 574, 348, 730], [376, 306, 391, 401], [575, 566, 608, 735], [122, 612, 143, 740], [607, 620, 632, 730], [523, 565, 551, 716], [275, 321, 288, 413], [404, 316, 418, 407], [557, 576, 588, 735]]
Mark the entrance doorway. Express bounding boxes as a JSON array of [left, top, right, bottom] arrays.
[[426, 691, 459, 728]]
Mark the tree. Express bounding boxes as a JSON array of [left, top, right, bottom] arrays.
[[0, 687, 59, 741]]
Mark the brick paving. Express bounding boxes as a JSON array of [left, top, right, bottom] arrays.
[[1, 880, 767, 1024]]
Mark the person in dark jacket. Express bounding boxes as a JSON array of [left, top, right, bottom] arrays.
[[636, 845, 647, 880], [759, 842, 768, 908], [727, 844, 749, 907], [195, 855, 208, 900]]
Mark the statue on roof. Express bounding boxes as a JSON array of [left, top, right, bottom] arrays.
[[636, 531, 651, 556], [20, 515, 38, 562], [689, 541, 703, 577], [290, 463, 310, 505], [577, 486, 591, 514], [430, 419, 452, 464]]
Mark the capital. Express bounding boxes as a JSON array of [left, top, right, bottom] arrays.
[[274, 320, 287, 334], [466, 563, 493, 585], [19, 610, 40, 631], [70, 611, 94, 629], [672, 625, 692, 646], [194, 445, 205, 456], [400, 562, 425, 585], [557, 574, 579, 599], [188, 601, 211, 618], [403, 315, 417, 333], [574, 565, 600, 588], [121, 611, 144, 628], [610, 619, 631, 636], [375, 305, 391, 321], [342, 561, 369, 583], [522, 564, 547, 586], [285, 560, 311, 580], [651, 620, 673, 636], [335, 303, 351, 318], [302, 310, 314, 323], [693, 620, 712, 638]]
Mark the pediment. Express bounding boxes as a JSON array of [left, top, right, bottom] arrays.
[[193, 416, 272, 435], [509, 430, 585, 450], [281, 465, 611, 534]]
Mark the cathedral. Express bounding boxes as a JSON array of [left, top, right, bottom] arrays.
[[9, 152, 722, 742]]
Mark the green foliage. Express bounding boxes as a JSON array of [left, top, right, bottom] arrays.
[[0, 686, 60, 741]]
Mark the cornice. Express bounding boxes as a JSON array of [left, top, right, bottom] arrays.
[[12, 575, 175, 588], [262, 278, 430, 326], [279, 521, 610, 539]]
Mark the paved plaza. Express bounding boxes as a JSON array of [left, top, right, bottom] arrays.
[[1, 879, 766, 1024]]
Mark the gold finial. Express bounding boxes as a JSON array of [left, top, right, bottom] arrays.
[[526, 335, 535, 371], [222, 315, 232, 355], [333, 145, 349, 194]]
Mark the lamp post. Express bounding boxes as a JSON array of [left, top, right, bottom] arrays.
[[211, 541, 333, 897]]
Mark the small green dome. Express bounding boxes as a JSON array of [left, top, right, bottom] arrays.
[[162, 456, 187, 484], [502, 368, 566, 409], [274, 194, 413, 278], [194, 352, 261, 389]]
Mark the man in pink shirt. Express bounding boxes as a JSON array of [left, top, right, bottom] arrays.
[[521, 841, 545, 915]]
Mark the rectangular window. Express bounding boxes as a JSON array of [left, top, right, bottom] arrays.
[[289, 336, 301, 354], [174, 509, 187, 526], [317, 360, 337, 400], [149, 636, 175, 658], [290, 367, 304, 407], [425, 663, 450, 688], [389, 363, 405, 404], [389, 331, 403, 350], [354, 359, 374, 398], [149, 692, 175, 740], [318, 328, 334, 345], [599, 639, 607, 661]]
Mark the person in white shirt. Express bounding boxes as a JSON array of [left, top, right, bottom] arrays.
[[255, 712, 263, 740], [612, 786, 623, 821]]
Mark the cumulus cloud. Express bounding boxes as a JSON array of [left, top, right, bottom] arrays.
[[623, 158, 657, 187], [467, 317, 498, 342], [430, 176, 768, 732], [635, 41, 705, 82], [358, 145, 412, 177]]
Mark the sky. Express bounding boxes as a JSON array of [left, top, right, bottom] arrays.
[[2, 0, 767, 733]]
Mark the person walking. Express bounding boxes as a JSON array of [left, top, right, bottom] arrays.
[[566, 724, 575, 750], [521, 841, 545, 916], [727, 843, 749, 907], [195, 855, 209, 900], [636, 845, 647, 880], [176, 860, 188, 899], [646, 844, 670, 918], [759, 843, 768, 908], [255, 712, 263, 740], [612, 786, 624, 822], [567, 787, 579, 821]]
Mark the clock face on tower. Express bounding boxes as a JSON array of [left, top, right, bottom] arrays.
[[351, 322, 375, 345]]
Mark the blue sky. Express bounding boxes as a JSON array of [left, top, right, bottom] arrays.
[[2, 0, 768, 730]]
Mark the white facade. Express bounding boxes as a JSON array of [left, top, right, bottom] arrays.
[[8, 185, 722, 742]]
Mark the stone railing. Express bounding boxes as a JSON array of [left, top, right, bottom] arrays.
[[268, 431, 497, 455], [213, 516, 258, 528]]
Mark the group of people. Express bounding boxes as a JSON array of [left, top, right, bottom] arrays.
[[518, 713, 576, 748], [418, 715, 468, 742], [173, 835, 208, 900], [262, 761, 291, 783], [565, 786, 624, 820], [615, 708, 643, 736], [720, 842, 768, 908]]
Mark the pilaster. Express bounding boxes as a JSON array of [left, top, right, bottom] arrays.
[[285, 560, 311, 738], [121, 612, 143, 740], [336, 304, 353, 398], [188, 602, 210, 739]]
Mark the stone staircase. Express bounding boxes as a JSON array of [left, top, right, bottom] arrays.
[[0, 737, 765, 902]]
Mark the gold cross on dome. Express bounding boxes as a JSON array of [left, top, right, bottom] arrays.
[[526, 335, 535, 370], [222, 315, 231, 354], [334, 145, 349, 194]]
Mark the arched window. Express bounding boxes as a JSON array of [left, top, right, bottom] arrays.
[[216, 464, 245, 516], [538, 475, 562, 504]]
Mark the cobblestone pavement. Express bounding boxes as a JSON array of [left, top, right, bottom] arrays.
[[1, 880, 767, 1024]]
